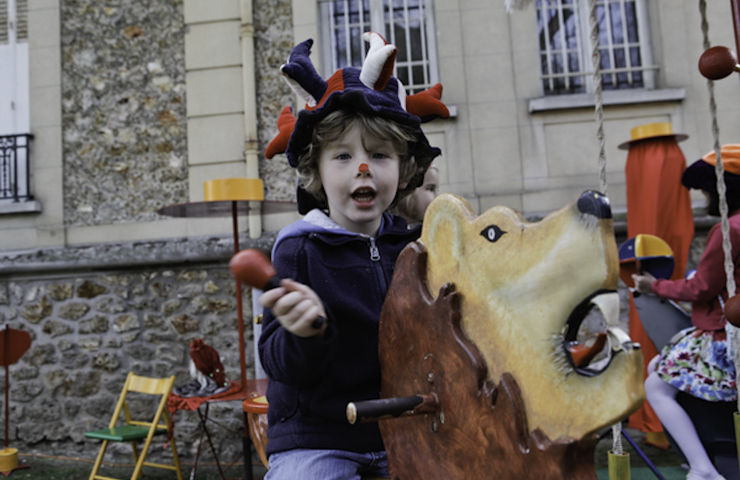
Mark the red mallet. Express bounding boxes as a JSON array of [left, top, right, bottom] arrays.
[[725, 294, 740, 328], [698, 46, 740, 80], [229, 249, 282, 291], [229, 249, 325, 329]]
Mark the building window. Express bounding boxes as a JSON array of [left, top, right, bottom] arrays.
[[0, 0, 32, 207], [318, 0, 438, 93], [0, 133, 32, 203], [536, 0, 654, 95], [0, 0, 30, 134]]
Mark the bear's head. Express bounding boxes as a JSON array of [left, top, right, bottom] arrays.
[[420, 191, 644, 440]]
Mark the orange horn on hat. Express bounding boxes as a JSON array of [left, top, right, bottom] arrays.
[[406, 83, 450, 122], [265, 105, 297, 159]]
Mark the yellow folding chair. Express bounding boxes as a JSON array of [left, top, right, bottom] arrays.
[[85, 372, 182, 480]]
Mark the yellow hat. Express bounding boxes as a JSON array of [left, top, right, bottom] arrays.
[[618, 122, 688, 150]]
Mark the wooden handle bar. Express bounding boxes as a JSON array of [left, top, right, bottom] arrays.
[[346, 394, 439, 424]]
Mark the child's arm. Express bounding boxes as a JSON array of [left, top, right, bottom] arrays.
[[259, 278, 327, 337], [651, 223, 729, 302], [258, 237, 335, 386]]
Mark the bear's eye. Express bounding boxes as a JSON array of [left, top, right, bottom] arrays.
[[480, 225, 506, 243]]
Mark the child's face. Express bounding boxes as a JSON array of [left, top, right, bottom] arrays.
[[318, 122, 401, 235], [406, 166, 439, 223]]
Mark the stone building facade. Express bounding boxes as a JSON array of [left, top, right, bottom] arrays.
[[0, 0, 737, 470], [0, 0, 294, 467]]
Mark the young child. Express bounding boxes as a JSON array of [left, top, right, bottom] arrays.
[[633, 144, 740, 480], [258, 33, 448, 479], [392, 164, 439, 226]]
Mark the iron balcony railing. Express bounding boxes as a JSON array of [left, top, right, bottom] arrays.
[[0, 133, 33, 202]]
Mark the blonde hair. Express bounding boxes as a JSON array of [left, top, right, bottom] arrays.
[[296, 110, 418, 208]]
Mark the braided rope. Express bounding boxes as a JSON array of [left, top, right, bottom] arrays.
[[699, 0, 739, 411], [611, 423, 623, 455], [586, 0, 623, 450], [590, 0, 608, 195]]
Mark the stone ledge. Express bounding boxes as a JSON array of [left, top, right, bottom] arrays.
[[528, 88, 686, 113], [0, 231, 278, 275], [0, 200, 42, 215]]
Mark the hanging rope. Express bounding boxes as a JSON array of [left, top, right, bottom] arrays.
[[589, 0, 608, 195], [585, 0, 626, 457], [698, 0, 739, 412]]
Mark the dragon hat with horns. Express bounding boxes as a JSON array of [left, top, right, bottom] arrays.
[[266, 32, 450, 214]]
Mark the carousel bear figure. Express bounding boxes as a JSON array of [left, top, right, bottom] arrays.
[[377, 191, 645, 479]]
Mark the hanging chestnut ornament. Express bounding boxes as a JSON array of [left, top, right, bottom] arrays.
[[725, 294, 740, 328], [698, 46, 740, 80]]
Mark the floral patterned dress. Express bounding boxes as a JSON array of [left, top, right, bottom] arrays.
[[656, 327, 736, 402]]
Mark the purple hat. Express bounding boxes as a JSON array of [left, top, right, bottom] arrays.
[[265, 32, 450, 214], [681, 144, 740, 192]]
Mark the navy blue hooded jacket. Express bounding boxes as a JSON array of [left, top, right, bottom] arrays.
[[258, 209, 419, 456]]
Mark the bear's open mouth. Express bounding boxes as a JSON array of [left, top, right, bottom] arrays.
[[556, 290, 640, 377]]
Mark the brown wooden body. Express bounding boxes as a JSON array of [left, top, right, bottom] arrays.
[[378, 242, 598, 480], [246, 410, 269, 468]]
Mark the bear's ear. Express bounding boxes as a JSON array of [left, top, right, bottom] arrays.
[[421, 194, 476, 261]]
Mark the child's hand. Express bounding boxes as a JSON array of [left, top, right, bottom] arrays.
[[259, 279, 327, 337], [631, 272, 657, 294]]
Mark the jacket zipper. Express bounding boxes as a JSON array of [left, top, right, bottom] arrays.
[[368, 236, 380, 262], [309, 232, 381, 262], [364, 235, 387, 293]]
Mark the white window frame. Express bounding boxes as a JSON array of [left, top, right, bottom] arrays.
[[0, 0, 29, 135], [0, 0, 31, 206], [535, 0, 655, 96], [317, 0, 439, 93]]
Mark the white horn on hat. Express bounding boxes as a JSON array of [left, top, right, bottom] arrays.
[[360, 31, 397, 91]]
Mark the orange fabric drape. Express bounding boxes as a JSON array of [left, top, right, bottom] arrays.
[[624, 138, 694, 433]]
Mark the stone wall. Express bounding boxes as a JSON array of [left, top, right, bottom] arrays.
[[60, 0, 188, 226], [0, 232, 275, 463], [254, 0, 299, 203]]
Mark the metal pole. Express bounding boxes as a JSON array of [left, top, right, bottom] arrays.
[[231, 202, 254, 480], [232, 202, 247, 389], [4, 325, 8, 450], [731, 0, 740, 69]]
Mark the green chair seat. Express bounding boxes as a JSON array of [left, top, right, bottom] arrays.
[[85, 372, 182, 479], [85, 425, 166, 442]]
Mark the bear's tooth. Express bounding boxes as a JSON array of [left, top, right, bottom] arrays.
[[590, 292, 619, 326]]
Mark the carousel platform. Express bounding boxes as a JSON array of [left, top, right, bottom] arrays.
[[4, 427, 695, 479]]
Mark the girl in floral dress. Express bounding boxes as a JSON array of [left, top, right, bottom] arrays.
[[633, 144, 740, 480]]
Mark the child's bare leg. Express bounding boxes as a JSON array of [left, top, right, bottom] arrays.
[[645, 372, 723, 480]]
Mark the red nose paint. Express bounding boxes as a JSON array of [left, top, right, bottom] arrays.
[[358, 163, 370, 173]]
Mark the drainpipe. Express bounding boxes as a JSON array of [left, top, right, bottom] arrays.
[[240, 0, 262, 238]]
